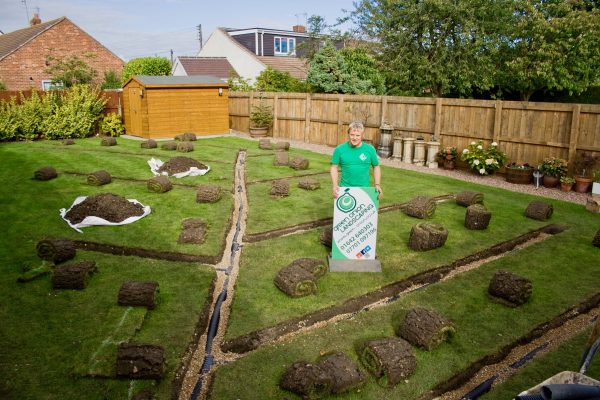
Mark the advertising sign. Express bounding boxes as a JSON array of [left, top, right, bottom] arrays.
[[331, 187, 379, 261]]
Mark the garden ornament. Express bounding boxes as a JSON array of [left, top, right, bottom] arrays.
[[533, 169, 543, 189]]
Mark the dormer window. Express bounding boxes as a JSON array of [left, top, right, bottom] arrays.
[[274, 37, 295, 56]]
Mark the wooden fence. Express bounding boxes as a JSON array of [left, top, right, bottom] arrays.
[[0, 89, 122, 116], [230, 92, 600, 171]]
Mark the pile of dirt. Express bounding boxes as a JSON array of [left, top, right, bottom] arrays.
[[464, 204, 491, 230], [488, 270, 532, 307], [157, 156, 208, 176], [397, 307, 455, 350], [64, 193, 145, 224], [456, 190, 484, 207]]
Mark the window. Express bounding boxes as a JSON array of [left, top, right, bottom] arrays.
[[274, 37, 296, 56], [41, 80, 63, 90]]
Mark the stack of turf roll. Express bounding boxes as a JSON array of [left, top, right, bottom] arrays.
[[87, 170, 112, 186], [456, 190, 484, 207], [464, 203, 491, 230], [317, 352, 366, 394], [52, 261, 97, 290], [36, 237, 76, 264], [176, 141, 194, 152], [290, 156, 309, 170], [141, 139, 157, 149], [161, 141, 177, 150], [360, 338, 416, 387], [397, 307, 455, 350], [525, 201, 553, 220], [175, 132, 197, 141], [196, 184, 221, 203], [271, 179, 289, 197], [408, 223, 448, 251], [273, 150, 289, 166], [290, 258, 327, 279], [488, 270, 532, 307], [274, 141, 290, 150], [258, 138, 272, 150], [101, 136, 117, 146], [298, 178, 320, 190], [403, 196, 436, 219], [147, 176, 172, 193], [118, 281, 160, 309], [34, 166, 58, 181]]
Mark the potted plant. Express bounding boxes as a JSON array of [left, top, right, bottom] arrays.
[[460, 140, 507, 175], [538, 157, 568, 188], [559, 176, 575, 192], [504, 162, 534, 184], [572, 152, 599, 193], [249, 98, 273, 138], [436, 146, 458, 170]]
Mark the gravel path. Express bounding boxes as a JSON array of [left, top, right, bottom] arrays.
[[230, 131, 592, 206]]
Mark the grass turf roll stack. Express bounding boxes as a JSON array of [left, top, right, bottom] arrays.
[[258, 138, 272, 150], [280, 361, 332, 399], [147, 176, 172, 193], [403, 196, 436, 219], [176, 141, 194, 152], [36, 237, 76, 264], [141, 139, 157, 149], [161, 141, 177, 150], [290, 258, 327, 279], [52, 261, 97, 289], [298, 178, 320, 190], [318, 352, 366, 394], [100, 137, 117, 146], [87, 170, 112, 186], [456, 190, 484, 207], [408, 223, 448, 251], [525, 201, 553, 220], [33, 166, 58, 181], [360, 338, 416, 387], [274, 263, 317, 297], [290, 156, 309, 170], [273, 141, 290, 150]]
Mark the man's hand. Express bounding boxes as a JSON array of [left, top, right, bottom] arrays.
[[375, 184, 382, 200], [332, 185, 340, 198]]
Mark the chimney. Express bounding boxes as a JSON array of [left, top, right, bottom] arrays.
[[30, 13, 42, 26], [292, 25, 306, 33]]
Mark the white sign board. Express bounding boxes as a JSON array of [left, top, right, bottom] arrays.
[[331, 187, 379, 260]]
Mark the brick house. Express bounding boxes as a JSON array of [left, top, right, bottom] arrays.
[[0, 15, 124, 91]]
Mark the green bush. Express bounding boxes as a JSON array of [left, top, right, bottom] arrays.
[[101, 70, 121, 89], [121, 56, 171, 85], [460, 140, 507, 175], [41, 85, 106, 139], [0, 97, 20, 141], [0, 80, 6, 90], [100, 112, 124, 137]]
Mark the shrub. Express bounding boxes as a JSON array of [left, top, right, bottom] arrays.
[[539, 157, 568, 177], [100, 112, 125, 137], [460, 140, 507, 175], [121, 57, 171, 85], [41, 85, 106, 139], [436, 147, 458, 162], [0, 97, 20, 141], [101, 70, 122, 90]]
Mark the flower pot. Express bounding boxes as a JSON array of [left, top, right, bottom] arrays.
[[249, 127, 268, 138], [574, 176, 592, 193], [542, 175, 560, 188], [560, 182, 573, 192], [443, 160, 455, 170], [505, 168, 533, 184]]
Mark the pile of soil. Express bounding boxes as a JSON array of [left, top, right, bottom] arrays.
[[408, 223, 448, 251], [64, 193, 145, 224], [360, 337, 416, 387], [178, 218, 207, 244], [290, 156, 309, 170], [403, 196, 436, 219], [298, 178, 320, 190], [52, 260, 97, 290], [116, 343, 165, 379], [157, 156, 208, 176], [488, 270, 532, 307], [36, 237, 76, 264], [141, 139, 157, 149], [397, 307, 455, 350], [118, 281, 159, 309], [525, 201, 553, 220], [456, 190, 484, 207], [464, 204, 491, 230], [34, 166, 57, 181]]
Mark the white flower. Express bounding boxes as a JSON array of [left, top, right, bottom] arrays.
[[471, 141, 476, 145], [477, 145, 483, 150], [474, 159, 480, 165], [463, 149, 469, 154], [479, 168, 486, 174], [485, 158, 494, 165], [491, 142, 497, 146]]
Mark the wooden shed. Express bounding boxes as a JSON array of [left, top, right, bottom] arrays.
[[122, 75, 229, 138]]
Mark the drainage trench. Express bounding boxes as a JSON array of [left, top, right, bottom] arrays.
[[178, 150, 248, 400]]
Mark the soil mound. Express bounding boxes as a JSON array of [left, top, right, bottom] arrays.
[[64, 193, 145, 224], [157, 156, 208, 176]]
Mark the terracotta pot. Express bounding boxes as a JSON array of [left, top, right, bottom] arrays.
[[542, 175, 560, 188], [505, 168, 533, 184], [443, 160, 455, 170], [560, 182, 573, 192], [574, 176, 592, 193], [249, 127, 268, 138]]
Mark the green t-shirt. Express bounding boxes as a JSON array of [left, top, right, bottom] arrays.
[[331, 141, 380, 187]]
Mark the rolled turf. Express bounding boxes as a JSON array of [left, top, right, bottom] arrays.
[[274, 263, 317, 297], [87, 170, 112, 186], [36, 237, 76, 264], [360, 337, 416, 387], [33, 166, 58, 181], [147, 176, 172, 193]]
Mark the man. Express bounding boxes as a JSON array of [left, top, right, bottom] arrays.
[[330, 121, 382, 199]]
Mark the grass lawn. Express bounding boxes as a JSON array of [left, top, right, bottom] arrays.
[[1, 135, 598, 400]]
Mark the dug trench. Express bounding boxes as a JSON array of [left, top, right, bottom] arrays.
[[222, 224, 568, 354]]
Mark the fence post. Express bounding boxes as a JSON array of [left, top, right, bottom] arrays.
[[568, 104, 581, 170], [434, 97, 443, 142], [273, 93, 279, 138], [493, 100, 503, 145], [336, 94, 345, 146], [380, 95, 387, 126], [304, 93, 311, 143]]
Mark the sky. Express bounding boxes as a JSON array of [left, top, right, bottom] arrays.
[[0, 0, 357, 61]]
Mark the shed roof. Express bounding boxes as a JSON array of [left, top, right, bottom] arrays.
[[126, 75, 228, 87], [0, 17, 64, 61], [177, 57, 237, 79]]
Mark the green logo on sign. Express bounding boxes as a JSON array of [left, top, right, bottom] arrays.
[[336, 188, 356, 213]]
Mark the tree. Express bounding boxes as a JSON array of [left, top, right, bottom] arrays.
[[353, 0, 512, 97], [496, 0, 600, 100], [339, 47, 385, 95], [101, 70, 121, 89], [299, 15, 328, 61], [121, 57, 171, 84], [255, 67, 310, 92], [45, 53, 98, 88]]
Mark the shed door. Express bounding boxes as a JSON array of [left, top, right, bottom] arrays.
[[128, 88, 142, 135]]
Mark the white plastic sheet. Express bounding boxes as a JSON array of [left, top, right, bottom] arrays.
[[60, 196, 151, 233], [147, 157, 210, 178]]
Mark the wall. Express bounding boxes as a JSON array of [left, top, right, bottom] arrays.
[[0, 19, 124, 91], [230, 92, 600, 170]]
